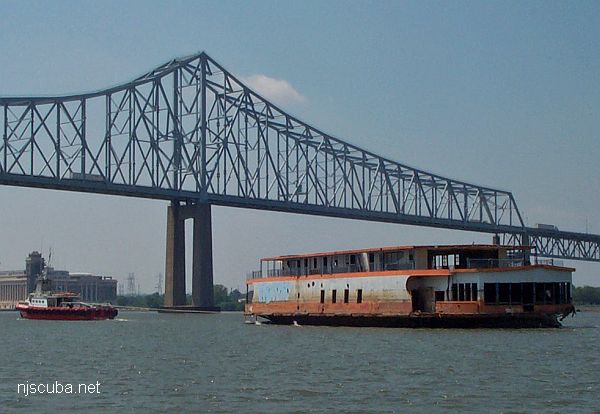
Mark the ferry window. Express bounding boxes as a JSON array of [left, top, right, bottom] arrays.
[[545, 283, 555, 304], [558, 283, 564, 304], [332, 289, 337, 304], [369, 253, 374, 263], [344, 289, 349, 303], [566, 282, 571, 303], [385, 252, 400, 265], [320, 290, 325, 304], [471, 283, 478, 301], [357, 289, 363, 304], [313, 258, 317, 268], [522, 283, 534, 304], [323, 257, 328, 267], [451, 284, 458, 301], [464, 284, 471, 301], [435, 291, 445, 302], [304, 259, 308, 268], [559, 282, 569, 303], [484, 283, 497, 304], [350, 255, 356, 265], [459, 284, 465, 301], [535, 283, 545, 304], [498, 283, 510, 304], [511, 283, 522, 304]]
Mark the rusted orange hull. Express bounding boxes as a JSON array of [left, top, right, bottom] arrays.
[[246, 300, 574, 328]]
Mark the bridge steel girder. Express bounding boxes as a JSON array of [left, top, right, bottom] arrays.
[[502, 232, 600, 263], [1, 52, 599, 263]]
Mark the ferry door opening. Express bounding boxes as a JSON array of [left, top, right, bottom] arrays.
[[412, 288, 435, 313]]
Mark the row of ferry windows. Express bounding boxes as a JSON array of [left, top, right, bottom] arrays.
[[288, 252, 413, 269], [442, 282, 571, 304], [449, 283, 478, 301], [483, 282, 571, 305], [318, 289, 363, 304]]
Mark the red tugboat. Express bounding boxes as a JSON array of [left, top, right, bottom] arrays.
[[16, 273, 117, 320]]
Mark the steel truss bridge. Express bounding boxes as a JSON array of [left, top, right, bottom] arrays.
[[0, 52, 598, 305]]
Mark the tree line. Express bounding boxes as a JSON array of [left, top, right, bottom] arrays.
[[573, 286, 600, 305], [115, 284, 245, 310]]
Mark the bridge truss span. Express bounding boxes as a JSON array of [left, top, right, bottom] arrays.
[[1, 52, 599, 262]]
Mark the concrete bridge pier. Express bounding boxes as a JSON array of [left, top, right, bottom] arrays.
[[163, 201, 218, 311], [192, 203, 215, 309], [164, 202, 187, 307]]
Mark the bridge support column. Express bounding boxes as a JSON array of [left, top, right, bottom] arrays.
[[164, 201, 186, 307], [192, 203, 215, 309]]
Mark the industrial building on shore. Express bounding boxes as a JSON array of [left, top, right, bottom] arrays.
[[0, 252, 117, 309]]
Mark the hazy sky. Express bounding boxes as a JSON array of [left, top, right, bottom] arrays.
[[1, 1, 599, 291]]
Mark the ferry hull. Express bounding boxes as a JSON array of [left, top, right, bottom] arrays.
[[261, 313, 563, 328], [16, 305, 118, 321], [246, 243, 575, 329]]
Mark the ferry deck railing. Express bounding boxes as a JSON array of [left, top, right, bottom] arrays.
[[247, 262, 415, 279], [249, 257, 566, 279], [464, 257, 562, 269]]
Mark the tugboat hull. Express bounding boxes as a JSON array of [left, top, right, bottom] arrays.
[[16, 304, 118, 320]]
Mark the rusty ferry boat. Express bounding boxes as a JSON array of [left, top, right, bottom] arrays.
[[245, 244, 575, 328], [16, 275, 117, 321]]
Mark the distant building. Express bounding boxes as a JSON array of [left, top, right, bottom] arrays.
[[0, 252, 117, 309], [0, 271, 27, 309], [47, 271, 117, 303]]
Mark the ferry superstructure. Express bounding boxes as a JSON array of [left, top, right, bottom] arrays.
[[245, 244, 575, 328]]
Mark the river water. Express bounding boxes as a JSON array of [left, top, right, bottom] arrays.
[[1, 311, 599, 413]]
